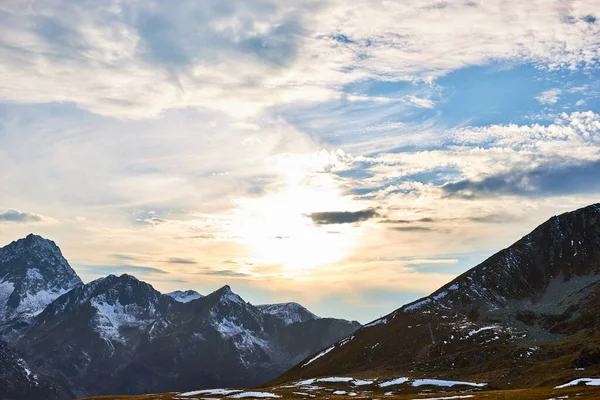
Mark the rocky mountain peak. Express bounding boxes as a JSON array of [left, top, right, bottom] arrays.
[[257, 302, 319, 325], [0, 234, 82, 341], [166, 289, 203, 303], [211, 285, 245, 305]]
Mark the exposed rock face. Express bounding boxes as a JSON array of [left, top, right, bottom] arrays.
[[0, 339, 71, 400], [0, 234, 82, 342], [273, 204, 600, 389]]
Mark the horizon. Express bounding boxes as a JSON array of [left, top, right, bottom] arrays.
[[2, 0, 600, 324], [2, 201, 598, 324]]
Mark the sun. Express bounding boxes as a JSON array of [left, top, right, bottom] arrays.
[[229, 152, 363, 274]]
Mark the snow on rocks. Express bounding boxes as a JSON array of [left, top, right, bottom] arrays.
[[178, 389, 241, 396], [410, 396, 474, 400], [379, 378, 409, 387], [411, 379, 487, 388], [317, 377, 354, 383], [256, 302, 319, 325], [166, 290, 203, 303], [378, 377, 485, 388], [228, 391, 281, 398], [353, 379, 375, 386], [405, 298, 432, 312], [555, 378, 600, 388], [364, 318, 387, 328], [339, 335, 354, 346], [302, 345, 335, 367]]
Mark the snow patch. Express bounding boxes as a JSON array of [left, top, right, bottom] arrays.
[[179, 389, 241, 396], [411, 379, 486, 388], [302, 345, 335, 367], [555, 378, 600, 389], [379, 378, 409, 387], [228, 391, 281, 398], [317, 377, 354, 383], [364, 318, 387, 328], [411, 396, 474, 400], [339, 335, 354, 346], [353, 379, 375, 386], [405, 298, 432, 311]]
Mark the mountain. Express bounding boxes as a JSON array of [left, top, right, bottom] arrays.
[[256, 302, 318, 325], [166, 289, 203, 303], [5, 259, 359, 397], [0, 234, 82, 342], [0, 339, 71, 400], [272, 203, 600, 390]]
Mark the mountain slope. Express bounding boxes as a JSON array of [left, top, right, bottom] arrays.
[[17, 276, 360, 397], [272, 203, 600, 389], [0, 234, 82, 341], [0, 339, 72, 400]]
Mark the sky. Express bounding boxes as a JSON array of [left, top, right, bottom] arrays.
[[1, 0, 600, 323]]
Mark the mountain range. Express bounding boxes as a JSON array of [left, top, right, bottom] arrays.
[[0, 234, 360, 399]]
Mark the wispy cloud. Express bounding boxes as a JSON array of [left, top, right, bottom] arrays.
[[0, 209, 48, 223], [536, 88, 563, 104], [77, 265, 169, 276], [0, 0, 598, 118]]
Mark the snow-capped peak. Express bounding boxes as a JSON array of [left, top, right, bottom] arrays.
[[0, 234, 82, 341], [257, 302, 319, 325], [166, 290, 203, 303], [212, 285, 245, 305], [39, 273, 170, 343]]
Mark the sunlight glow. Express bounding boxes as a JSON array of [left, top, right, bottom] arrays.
[[229, 151, 364, 274]]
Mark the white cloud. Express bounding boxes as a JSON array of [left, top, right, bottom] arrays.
[[536, 88, 563, 104], [407, 96, 435, 109], [0, 0, 598, 118]]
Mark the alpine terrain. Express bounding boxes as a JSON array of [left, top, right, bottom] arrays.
[[82, 203, 600, 400], [271, 203, 600, 391], [0, 234, 360, 399]]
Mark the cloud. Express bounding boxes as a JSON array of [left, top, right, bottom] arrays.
[[0, 0, 598, 118], [536, 88, 562, 104], [166, 257, 197, 264], [442, 160, 600, 198], [392, 226, 433, 232], [407, 96, 435, 109], [199, 269, 251, 278], [77, 265, 169, 276], [308, 209, 378, 224], [0, 209, 47, 223]]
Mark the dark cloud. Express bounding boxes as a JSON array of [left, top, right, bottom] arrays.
[[392, 226, 433, 232], [166, 257, 197, 264], [0, 209, 44, 223], [78, 265, 169, 276], [442, 161, 600, 199], [201, 269, 250, 277], [382, 214, 514, 225], [582, 15, 597, 24], [308, 209, 378, 225]]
